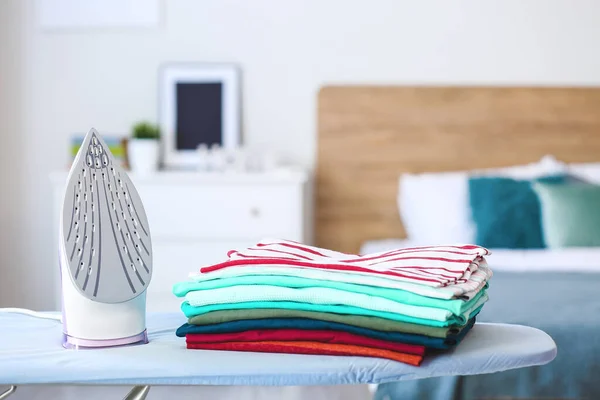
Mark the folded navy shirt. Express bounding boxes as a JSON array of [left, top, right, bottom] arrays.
[[176, 315, 478, 349]]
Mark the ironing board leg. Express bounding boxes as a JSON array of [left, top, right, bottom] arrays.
[[0, 385, 149, 400], [123, 385, 151, 400], [0, 386, 16, 400]]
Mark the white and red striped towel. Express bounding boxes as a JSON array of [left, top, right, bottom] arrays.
[[199, 239, 491, 289]]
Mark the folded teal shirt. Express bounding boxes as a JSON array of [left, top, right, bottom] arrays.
[[180, 290, 488, 328], [176, 315, 479, 349], [173, 275, 488, 317]]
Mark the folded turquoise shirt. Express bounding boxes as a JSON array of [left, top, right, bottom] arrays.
[[175, 315, 479, 350], [183, 285, 487, 323], [173, 275, 487, 316], [180, 290, 488, 328]]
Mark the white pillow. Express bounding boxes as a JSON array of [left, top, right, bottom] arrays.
[[399, 170, 474, 244], [398, 155, 567, 244]]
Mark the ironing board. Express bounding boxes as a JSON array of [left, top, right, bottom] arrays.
[[0, 312, 556, 400]]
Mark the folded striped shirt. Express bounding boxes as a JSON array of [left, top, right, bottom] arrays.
[[198, 238, 491, 288]]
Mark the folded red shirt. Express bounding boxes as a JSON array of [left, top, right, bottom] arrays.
[[187, 341, 423, 366], [185, 328, 425, 356]]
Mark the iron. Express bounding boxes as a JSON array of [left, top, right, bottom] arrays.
[[59, 128, 153, 349]]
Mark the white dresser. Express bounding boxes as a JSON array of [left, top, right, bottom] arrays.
[[50, 169, 314, 313]]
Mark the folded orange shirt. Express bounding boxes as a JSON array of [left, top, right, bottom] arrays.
[[186, 341, 423, 366], [186, 329, 425, 356]]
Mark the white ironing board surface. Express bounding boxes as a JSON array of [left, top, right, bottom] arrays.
[[0, 312, 556, 386]]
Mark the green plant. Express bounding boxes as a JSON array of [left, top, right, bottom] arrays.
[[132, 121, 160, 140]]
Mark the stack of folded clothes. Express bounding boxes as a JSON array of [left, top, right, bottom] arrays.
[[172, 239, 492, 366]]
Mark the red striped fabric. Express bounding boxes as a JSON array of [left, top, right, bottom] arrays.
[[200, 239, 490, 287]]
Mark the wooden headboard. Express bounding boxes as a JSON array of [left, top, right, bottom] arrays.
[[316, 86, 600, 254]]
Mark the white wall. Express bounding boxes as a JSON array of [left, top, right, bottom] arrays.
[[0, 1, 28, 307], [3, 0, 600, 309]]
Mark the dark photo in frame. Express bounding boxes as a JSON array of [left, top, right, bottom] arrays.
[[159, 63, 241, 169]]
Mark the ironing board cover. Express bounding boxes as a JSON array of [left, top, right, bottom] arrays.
[[0, 312, 556, 386]]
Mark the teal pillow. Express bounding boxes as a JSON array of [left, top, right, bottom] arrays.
[[468, 175, 566, 249], [532, 181, 600, 248]]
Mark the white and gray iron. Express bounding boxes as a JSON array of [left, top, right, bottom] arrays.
[[59, 127, 153, 349]]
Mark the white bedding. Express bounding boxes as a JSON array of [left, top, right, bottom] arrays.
[[360, 239, 600, 272]]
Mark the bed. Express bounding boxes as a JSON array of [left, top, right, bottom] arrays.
[[363, 239, 600, 400], [316, 86, 600, 399]]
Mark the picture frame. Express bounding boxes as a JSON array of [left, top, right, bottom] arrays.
[[158, 63, 241, 169]]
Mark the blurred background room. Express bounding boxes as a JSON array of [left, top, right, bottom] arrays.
[[1, 0, 600, 399]]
